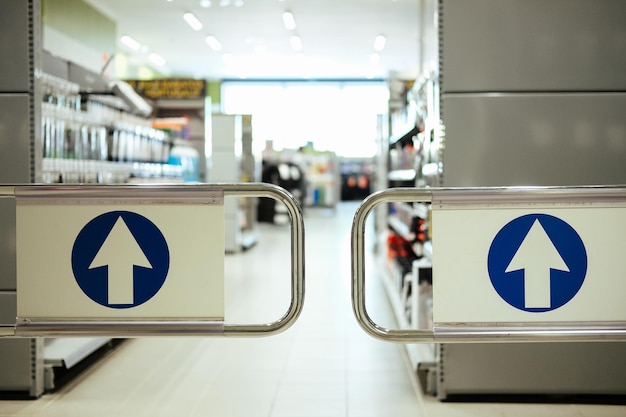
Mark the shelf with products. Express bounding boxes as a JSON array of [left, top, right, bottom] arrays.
[[299, 150, 338, 208], [153, 116, 201, 183], [378, 217, 434, 369], [388, 126, 419, 187], [380, 213, 435, 363], [339, 157, 374, 201], [413, 72, 443, 188], [260, 143, 339, 210], [40, 72, 184, 184], [210, 114, 260, 251], [377, 74, 441, 365], [375, 74, 442, 373]]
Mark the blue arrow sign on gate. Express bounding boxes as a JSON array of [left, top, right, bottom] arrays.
[[487, 214, 587, 312], [72, 211, 170, 309]]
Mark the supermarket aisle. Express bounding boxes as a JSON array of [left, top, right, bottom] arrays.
[[1, 202, 625, 417]]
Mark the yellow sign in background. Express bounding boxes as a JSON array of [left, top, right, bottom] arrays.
[[125, 79, 207, 100]]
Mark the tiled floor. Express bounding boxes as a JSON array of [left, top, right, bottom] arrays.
[[1, 202, 625, 416]]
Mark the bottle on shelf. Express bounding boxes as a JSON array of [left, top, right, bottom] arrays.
[[40, 72, 179, 184], [168, 140, 200, 183]]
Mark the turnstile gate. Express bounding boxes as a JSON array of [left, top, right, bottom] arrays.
[[351, 186, 626, 343], [0, 183, 304, 338]]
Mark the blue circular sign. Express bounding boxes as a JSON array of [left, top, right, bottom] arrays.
[[72, 211, 170, 309], [487, 214, 587, 312]]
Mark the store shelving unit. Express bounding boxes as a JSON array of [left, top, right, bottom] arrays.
[[0, 2, 186, 397], [258, 145, 339, 222], [299, 151, 339, 208], [40, 71, 182, 185], [210, 114, 259, 251], [375, 69, 442, 373], [379, 199, 434, 369], [339, 157, 374, 201]]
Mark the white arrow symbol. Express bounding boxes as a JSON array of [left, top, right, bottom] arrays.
[[89, 216, 153, 305], [505, 219, 570, 309]]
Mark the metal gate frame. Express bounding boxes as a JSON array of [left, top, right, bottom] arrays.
[[351, 186, 626, 343], [0, 183, 304, 338]]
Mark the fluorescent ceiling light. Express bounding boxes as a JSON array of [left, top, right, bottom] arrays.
[[205, 35, 222, 51], [373, 35, 386, 52], [121, 35, 141, 51], [290, 35, 303, 51], [369, 52, 380, 66], [183, 12, 203, 30], [282, 11, 296, 30], [149, 53, 166, 67]]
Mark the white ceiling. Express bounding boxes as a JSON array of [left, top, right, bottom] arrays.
[[84, 0, 421, 80]]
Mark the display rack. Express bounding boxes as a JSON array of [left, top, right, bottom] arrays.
[[0, 3, 187, 397], [39, 72, 185, 185], [379, 200, 434, 369], [298, 151, 338, 208], [210, 114, 259, 251], [376, 70, 442, 372], [339, 157, 374, 201], [258, 144, 339, 222]]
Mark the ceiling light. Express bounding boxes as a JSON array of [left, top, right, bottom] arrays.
[[234, 0, 244, 6], [290, 35, 303, 51], [199, 0, 212, 7], [205, 35, 222, 51], [373, 35, 386, 52], [149, 53, 166, 67], [282, 11, 296, 30], [183, 12, 203, 30], [121, 35, 141, 51]]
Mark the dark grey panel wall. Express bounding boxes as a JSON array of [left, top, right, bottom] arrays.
[[440, 343, 626, 396], [0, 1, 31, 92], [0, 200, 17, 291], [441, 0, 626, 92], [442, 93, 626, 187], [0, 95, 32, 183]]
